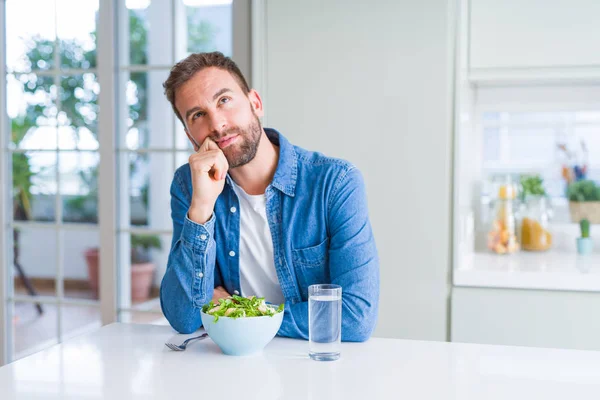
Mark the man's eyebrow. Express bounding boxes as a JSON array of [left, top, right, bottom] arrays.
[[213, 88, 232, 101]]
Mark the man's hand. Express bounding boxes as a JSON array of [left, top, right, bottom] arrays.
[[212, 286, 231, 303], [188, 137, 229, 224]]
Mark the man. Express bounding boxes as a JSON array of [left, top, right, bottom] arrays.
[[160, 52, 379, 342]]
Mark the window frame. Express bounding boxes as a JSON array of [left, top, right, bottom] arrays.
[[1, 0, 252, 365]]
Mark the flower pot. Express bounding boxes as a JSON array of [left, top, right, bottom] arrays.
[[84, 248, 156, 302], [576, 237, 594, 255], [569, 201, 600, 224], [131, 262, 155, 302]]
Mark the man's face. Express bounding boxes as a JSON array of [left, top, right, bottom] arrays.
[[175, 67, 265, 168]]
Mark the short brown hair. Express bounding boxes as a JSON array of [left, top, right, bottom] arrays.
[[163, 52, 250, 126]]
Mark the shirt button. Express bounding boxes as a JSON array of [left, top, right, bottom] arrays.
[[229, 250, 236, 257], [230, 207, 237, 213], [233, 290, 240, 295], [197, 272, 204, 278], [199, 234, 207, 241]]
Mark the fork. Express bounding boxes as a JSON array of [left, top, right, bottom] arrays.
[[165, 333, 209, 351]]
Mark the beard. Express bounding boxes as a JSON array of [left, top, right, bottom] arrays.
[[212, 113, 263, 169]]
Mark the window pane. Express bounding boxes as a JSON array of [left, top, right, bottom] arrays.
[[6, 0, 56, 73], [127, 232, 170, 307], [574, 111, 600, 123], [175, 122, 194, 151], [59, 74, 99, 150], [128, 6, 150, 66], [124, 70, 172, 149], [480, 110, 600, 203], [12, 226, 59, 359], [506, 112, 570, 125], [175, 150, 192, 172], [14, 152, 57, 222], [576, 126, 600, 163], [64, 230, 101, 301], [186, 0, 233, 56], [57, 0, 99, 69], [8, 73, 58, 150], [483, 127, 500, 162], [61, 152, 99, 223], [13, 301, 58, 360], [116, 232, 169, 316], [507, 128, 556, 163], [14, 227, 58, 298], [128, 152, 174, 228]]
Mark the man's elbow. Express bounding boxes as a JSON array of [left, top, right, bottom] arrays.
[[160, 291, 202, 334], [171, 320, 199, 334], [343, 306, 378, 342], [344, 321, 376, 342]]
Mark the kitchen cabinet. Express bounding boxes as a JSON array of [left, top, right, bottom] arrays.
[[469, 0, 600, 75], [452, 286, 600, 351]]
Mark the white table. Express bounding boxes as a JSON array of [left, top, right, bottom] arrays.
[[1, 323, 600, 399]]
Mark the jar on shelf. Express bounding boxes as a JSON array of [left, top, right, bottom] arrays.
[[487, 182, 519, 255], [520, 195, 552, 252]]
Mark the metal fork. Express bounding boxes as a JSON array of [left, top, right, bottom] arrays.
[[165, 333, 209, 351]]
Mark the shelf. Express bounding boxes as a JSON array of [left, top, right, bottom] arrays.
[[454, 251, 600, 292]]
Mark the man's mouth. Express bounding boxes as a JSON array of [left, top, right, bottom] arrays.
[[216, 135, 239, 149]]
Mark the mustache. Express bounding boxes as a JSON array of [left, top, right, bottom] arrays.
[[210, 127, 243, 141]]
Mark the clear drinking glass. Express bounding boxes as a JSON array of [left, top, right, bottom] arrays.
[[308, 284, 342, 361]]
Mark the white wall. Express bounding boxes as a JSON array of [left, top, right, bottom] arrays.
[[261, 0, 454, 340]]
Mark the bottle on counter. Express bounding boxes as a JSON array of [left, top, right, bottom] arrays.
[[521, 195, 552, 251], [487, 181, 520, 255]]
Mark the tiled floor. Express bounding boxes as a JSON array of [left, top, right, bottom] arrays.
[[12, 287, 167, 360]]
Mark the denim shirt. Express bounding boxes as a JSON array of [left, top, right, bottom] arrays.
[[160, 129, 379, 342]]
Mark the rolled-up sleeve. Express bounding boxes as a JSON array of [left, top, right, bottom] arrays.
[[160, 169, 218, 334]]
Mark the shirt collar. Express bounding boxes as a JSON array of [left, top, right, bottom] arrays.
[[264, 128, 297, 197]]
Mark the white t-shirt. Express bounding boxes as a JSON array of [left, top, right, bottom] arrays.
[[230, 180, 285, 305]]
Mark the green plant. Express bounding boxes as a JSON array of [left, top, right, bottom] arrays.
[[520, 175, 546, 202], [11, 118, 36, 220], [64, 166, 98, 222], [131, 234, 162, 264], [580, 218, 591, 238], [567, 180, 600, 202]]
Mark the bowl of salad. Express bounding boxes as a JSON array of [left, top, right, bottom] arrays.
[[200, 295, 284, 356]]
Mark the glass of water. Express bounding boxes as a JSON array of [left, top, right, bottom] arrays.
[[308, 284, 342, 361]]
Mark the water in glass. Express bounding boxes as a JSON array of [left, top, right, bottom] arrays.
[[308, 284, 342, 361]]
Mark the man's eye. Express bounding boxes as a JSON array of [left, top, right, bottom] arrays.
[[219, 97, 230, 104], [193, 111, 204, 120]]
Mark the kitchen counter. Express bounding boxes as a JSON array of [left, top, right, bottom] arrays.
[[2, 323, 600, 399], [454, 251, 600, 292]]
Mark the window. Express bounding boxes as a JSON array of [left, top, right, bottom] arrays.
[[481, 110, 600, 200], [1, 0, 243, 364], [5, 0, 102, 360], [475, 86, 600, 225]]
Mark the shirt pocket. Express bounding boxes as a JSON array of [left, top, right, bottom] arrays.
[[292, 237, 329, 299]]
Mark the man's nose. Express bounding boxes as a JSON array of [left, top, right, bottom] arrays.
[[208, 112, 227, 134]]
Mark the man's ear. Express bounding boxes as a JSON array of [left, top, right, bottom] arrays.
[[248, 89, 264, 118]]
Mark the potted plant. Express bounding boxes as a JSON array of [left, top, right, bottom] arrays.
[[577, 219, 593, 255], [85, 234, 162, 302], [519, 175, 546, 202], [567, 180, 600, 224], [11, 118, 44, 315]]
